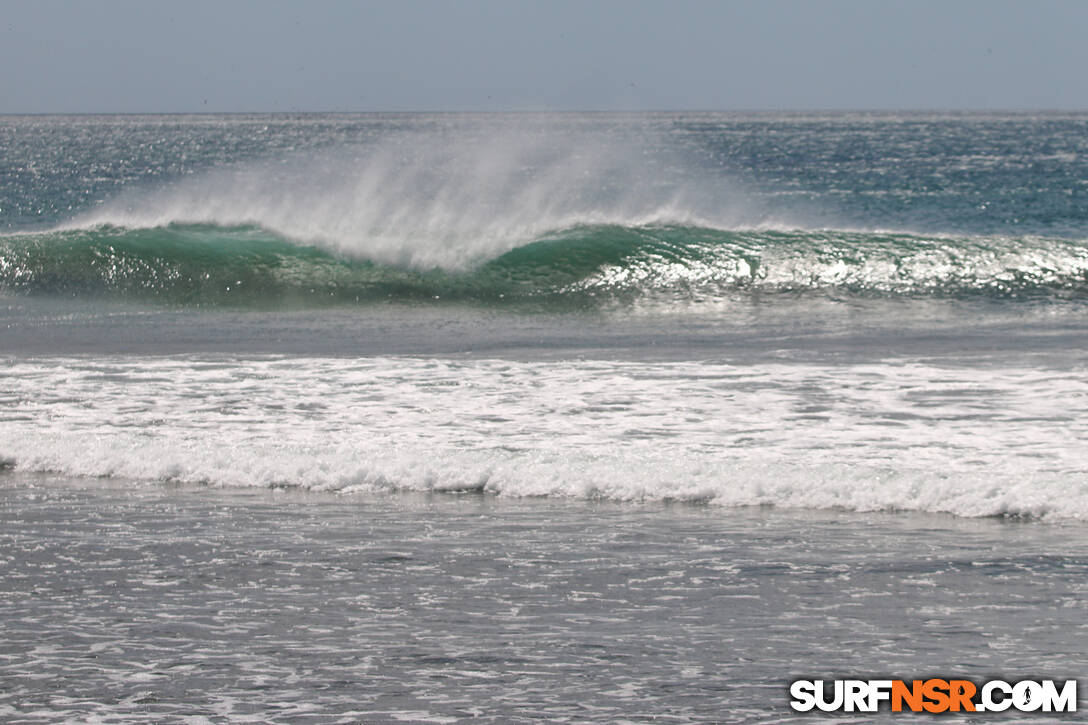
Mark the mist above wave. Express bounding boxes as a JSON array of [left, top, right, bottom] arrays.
[[71, 125, 762, 270]]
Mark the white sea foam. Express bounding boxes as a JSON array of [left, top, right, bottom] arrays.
[[3, 356, 1086, 520]]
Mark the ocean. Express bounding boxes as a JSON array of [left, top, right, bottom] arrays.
[[1, 112, 1086, 722]]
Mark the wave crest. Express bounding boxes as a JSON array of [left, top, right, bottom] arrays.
[[64, 127, 745, 269], [2, 222, 1087, 307]]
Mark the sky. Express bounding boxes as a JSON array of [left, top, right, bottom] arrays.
[[3, 0, 1087, 113]]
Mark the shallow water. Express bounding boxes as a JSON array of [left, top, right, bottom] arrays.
[[2, 474, 1086, 723]]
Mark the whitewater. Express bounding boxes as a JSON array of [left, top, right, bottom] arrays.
[[5, 354, 1088, 519], [2, 112, 1087, 722]]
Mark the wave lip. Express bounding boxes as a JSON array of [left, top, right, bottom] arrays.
[[1, 222, 1087, 308], [62, 126, 735, 270]]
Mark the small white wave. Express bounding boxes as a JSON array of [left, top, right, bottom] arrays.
[[3, 356, 1087, 521], [7, 435, 1084, 520]]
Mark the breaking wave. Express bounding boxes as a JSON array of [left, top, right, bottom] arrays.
[[1, 222, 1086, 307], [3, 127, 1086, 308]]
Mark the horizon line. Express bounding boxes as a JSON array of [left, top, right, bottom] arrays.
[[2, 107, 1087, 117]]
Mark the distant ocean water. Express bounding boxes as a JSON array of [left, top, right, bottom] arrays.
[[1, 113, 1087, 722]]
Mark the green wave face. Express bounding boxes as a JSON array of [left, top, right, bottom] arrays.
[[1, 223, 1087, 309]]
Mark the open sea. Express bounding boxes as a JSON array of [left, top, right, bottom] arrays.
[[1, 112, 1087, 722]]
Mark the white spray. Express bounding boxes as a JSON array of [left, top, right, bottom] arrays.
[[73, 124, 761, 270]]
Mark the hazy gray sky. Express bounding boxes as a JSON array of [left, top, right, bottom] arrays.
[[3, 0, 1087, 113]]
